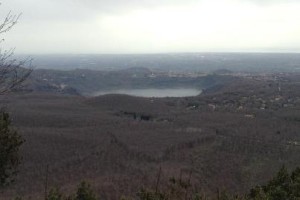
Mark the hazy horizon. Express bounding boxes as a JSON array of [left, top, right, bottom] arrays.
[[14, 52, 300, 57], [1, 0, 300, 54]]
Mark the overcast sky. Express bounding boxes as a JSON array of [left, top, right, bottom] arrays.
[[1, 0, 300, 54]]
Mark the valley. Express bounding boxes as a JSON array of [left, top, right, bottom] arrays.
[[1, 71, 300, 199]]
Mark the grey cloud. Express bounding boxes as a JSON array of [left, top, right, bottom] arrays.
[[71, 0, 201, 13], [3, 0, 297, 23], [1, 0, 300, 54], [246, 0, 299, 5], [1, 0, 200, 22], [1, 0, 98, 22]]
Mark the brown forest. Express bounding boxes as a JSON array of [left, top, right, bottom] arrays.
[[0, 72, 299, 199]]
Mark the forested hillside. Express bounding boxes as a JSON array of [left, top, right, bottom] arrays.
[[1, 73, 300, 199]]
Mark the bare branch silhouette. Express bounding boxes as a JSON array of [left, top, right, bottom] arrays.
[[0, 6, 32, 95]]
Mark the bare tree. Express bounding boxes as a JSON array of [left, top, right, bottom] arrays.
[[0, 5, 32, 187], [0, 6, 32, 95]]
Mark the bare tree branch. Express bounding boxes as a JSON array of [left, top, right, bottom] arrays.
[[0, 11, 21, 34], [0, 6, 32, 95]]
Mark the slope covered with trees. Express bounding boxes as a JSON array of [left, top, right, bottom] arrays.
[[0, 73, 299, 199]]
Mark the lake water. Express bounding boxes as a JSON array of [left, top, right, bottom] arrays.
[[94, 88, 202, 98]]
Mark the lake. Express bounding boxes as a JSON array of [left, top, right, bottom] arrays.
[[93, 88, 202, 98]]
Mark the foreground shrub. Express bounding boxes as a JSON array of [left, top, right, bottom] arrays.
[[0, 112, 24, 188]]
